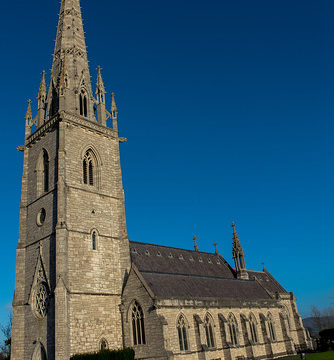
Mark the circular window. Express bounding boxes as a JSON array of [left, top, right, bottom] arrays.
[[37, 208, 46, 226], [33, 282, 49, 319]]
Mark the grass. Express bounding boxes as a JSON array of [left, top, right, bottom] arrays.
[[287, 351, 334, 360]]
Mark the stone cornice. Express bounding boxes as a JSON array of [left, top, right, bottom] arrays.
[[25, 111, 119, 147], [62, 112, 118, 139], [25, 114, 59, 147], [155, 297, 278, 309]]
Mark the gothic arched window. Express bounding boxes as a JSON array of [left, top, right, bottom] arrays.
[[204, 314, 215, 348], [80, 90, 88, 117], [83, 150, 96, 186], [268, 313, 276, 341], [100, 338, 108, 351], [228, 314, 238, 346], [36, 149, 49, 197], [249, 314, 258, 343], [131, 301, 146, 345], [177, 314, 189, 351]]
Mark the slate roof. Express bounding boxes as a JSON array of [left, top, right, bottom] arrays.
[[140, 272, 272, 300], [129, 241, 235, 279], [247, 270, 287, 294], [129, 241, 285, 300]]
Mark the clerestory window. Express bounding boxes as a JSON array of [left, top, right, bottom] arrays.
[[131, 301, 146, 345], [177, 315, 189, 351]]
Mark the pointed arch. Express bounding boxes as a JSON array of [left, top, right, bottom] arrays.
[[79, 88, 88, 117], [267, 312, 276, 341], [82, 148, 99, 187], [249, 313, 258, 343], [177, 313, 189, 351], [32, 342, 47, 360], [90, 229, 99, 250], [228, 313, 239, 346], [282, 305, 292, 330], [130, 300, 146, 345], [36, 149, 49, 197], [204, 313, 215, 348], [99, 338, 108, 351]]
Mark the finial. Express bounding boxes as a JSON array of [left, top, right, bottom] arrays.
[[262, 262, 265, 271], [39, 70, 46, 92], [214, 242, 218, 254], [25, 100, 32, 121], [232, 221, 239, 241], [193, 235, 199, 252], [96, 65, 106, 97]]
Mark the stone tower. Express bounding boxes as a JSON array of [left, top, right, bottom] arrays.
[[11, 0, 130, 359]]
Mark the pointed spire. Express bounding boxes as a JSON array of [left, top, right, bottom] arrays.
[[47, 0, 93, 119], [25, 100, 32, 138], [231, 222, 248, 279], [37, 71, 47, 127], [38, 71, 47, 101], [214, 242, 219, 255], [193, 235, 199, 252], [232, 222, 243, 255], [111, 92, 118, 117], [111, 92, 118, 132], [96, 66, 106, 102], [25, 100, 32, 122]]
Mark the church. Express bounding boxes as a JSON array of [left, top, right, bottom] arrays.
[[11, 0, 311, 359]]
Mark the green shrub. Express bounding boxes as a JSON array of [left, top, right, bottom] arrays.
[[70, 348, 135, 360]]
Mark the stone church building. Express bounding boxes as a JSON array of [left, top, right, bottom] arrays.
[[11, 0, 311, 359]]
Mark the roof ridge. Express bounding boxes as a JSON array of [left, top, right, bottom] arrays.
[[139, 269, 255, 282], [129, 240, 217, 255]]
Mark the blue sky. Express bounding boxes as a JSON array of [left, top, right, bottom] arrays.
[[0, 0, 332, 328]]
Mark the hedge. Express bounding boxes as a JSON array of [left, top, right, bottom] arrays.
[[70, 348, 135, 360]]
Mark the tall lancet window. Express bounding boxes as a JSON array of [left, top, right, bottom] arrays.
[[204, 314, 215, 348], [228, 314, 239, 346], [177, 314, 189, 351], [131, 301, 146, 345], [43, 150, 49, 192], [249, 314, 258, 343], [80, 90, 88, 117], [83, 150, 95, 186], [36, 149, 49, 197], [268, 313, 276, 341]]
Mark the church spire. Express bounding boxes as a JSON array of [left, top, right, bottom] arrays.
[[232, 222, 248, 279], [47, 0, 94, 119]]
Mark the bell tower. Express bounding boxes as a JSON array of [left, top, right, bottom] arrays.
[[11, 0, 130, 359]]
